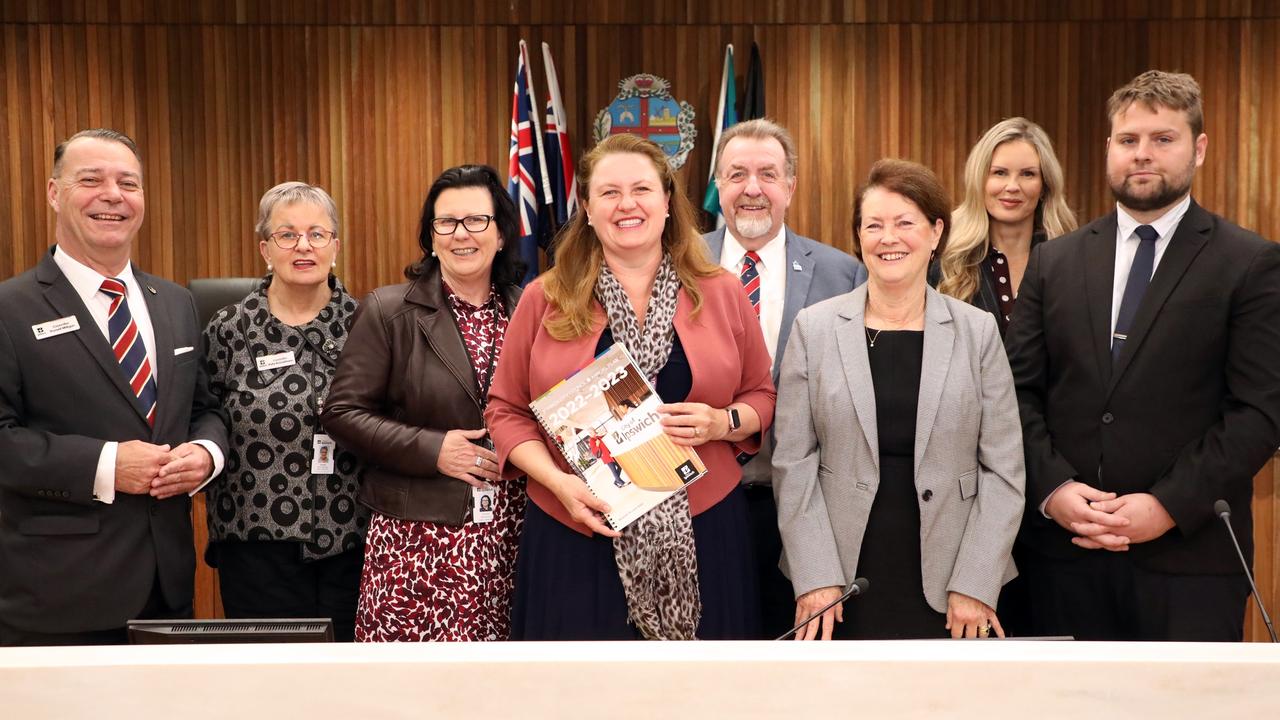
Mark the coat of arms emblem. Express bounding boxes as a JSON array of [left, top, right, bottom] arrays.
[[594, 74, 697, 169]]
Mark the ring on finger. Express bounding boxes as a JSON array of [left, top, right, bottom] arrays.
[[693, 427, 701, 438], [474, 456, 484, 468], [979, 622, 991, 638]]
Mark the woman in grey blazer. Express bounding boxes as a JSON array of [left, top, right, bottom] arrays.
[[774, 160, 1025, 640]]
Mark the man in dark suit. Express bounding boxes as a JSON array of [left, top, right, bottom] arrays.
[[1006, 71, 1280, 640], [0, 128, 228, 646], [702, 118, 867, 638]]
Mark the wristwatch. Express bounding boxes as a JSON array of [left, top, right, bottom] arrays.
[[726, 407, 741, 432]]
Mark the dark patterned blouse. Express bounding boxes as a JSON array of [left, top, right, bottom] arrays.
[[443, 282, 509, 400], [985, 244, 1018, 331], [202, 275, 367, 560]]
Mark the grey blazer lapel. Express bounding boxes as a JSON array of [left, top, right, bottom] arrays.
[[835, 285, 878, 475], [914, 287, 955, 478], [778, 228, 814, 379], [36, 254, 149, 427]]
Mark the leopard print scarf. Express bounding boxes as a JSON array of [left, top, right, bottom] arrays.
[[594, 254, 701, 640]]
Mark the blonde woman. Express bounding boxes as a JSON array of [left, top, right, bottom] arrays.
[[937, 118, 1076, 334]]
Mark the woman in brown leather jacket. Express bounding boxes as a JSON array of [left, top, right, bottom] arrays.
[[321, 165, 525, 641]]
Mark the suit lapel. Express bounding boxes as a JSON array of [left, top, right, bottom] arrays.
[[1084, 214, 1118, 389], [1108, 202, 1211, 396], [835, 285, 879, 474], [36, 253, 150, 428], [136, 268, 175, 437], [704, 227, 726, 262], [777, 228, 813, 380], [914, 288, 954, 478], [409, 275, 482, 410]]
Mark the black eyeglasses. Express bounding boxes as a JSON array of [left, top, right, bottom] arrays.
[[431, 214, 494, 235], [269, 229, 336, 249]]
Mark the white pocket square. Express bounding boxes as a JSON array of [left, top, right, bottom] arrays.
[[174, 346, 195, 356]]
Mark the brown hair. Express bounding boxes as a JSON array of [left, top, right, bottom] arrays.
[[541, 134, 719, 341], [52, 128, 141, 178], [851, 159, 951, 262], [1106, 70, 1204, 137]]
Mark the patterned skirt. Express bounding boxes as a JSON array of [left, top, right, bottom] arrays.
[[354, 478, 526, 642]]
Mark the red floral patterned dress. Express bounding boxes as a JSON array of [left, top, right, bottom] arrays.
[[354, 285, 526, 642]]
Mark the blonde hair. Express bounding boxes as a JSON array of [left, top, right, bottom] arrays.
[[541, 134, 719, 341], [939, 118, 1076, 302]]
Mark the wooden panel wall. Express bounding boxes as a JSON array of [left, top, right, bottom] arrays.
[[2, 1, 1278, 637]]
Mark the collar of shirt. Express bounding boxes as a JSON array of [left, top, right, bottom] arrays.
[[1115, 193, 1191, 246], [719, 224, 787, 275], [53, 244, 141, 308], [1109, 194, 1192, 335], [52, 244, 158, 379]]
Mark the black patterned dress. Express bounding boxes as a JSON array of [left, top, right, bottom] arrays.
[[202, 275, 368, 639], [354, 285, 526, 642]]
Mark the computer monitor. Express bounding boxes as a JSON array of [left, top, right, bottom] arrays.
[[127, 618, 334, 644]]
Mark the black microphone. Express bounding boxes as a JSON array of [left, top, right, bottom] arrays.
[[775, 577, 870, 641], [1215, 499, 1277, 643]]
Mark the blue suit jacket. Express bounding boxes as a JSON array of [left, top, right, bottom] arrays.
[[702, 226, 867, 382]]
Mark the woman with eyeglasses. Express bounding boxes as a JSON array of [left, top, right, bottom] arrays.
[[202, 181, 367, 641], [321, 165, 526, 641]]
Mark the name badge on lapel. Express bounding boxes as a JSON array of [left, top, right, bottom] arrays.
[[255, 351, 296, 372], [32, 316, 80, 340]]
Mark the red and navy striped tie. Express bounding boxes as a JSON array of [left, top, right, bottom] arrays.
[[100, 277, 158, 426], [740, 251, 762, 317]]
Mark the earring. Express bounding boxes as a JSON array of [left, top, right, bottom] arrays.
[[266, 262, 273, 272], [586, 217, 593, 226], [430, 249, 437, 257]]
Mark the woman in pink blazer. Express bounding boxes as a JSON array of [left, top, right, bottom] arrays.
[[486, 134, 776, 640]]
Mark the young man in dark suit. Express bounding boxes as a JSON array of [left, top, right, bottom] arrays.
[[702, 119, 868, 638], [0, 129, 228, 646], [1006, 71, 1280, 640]]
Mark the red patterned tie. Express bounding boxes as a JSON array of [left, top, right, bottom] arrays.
[[739, 251, 762, 317], [100, 278, 158, 426]]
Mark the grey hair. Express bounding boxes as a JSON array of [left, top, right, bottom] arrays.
[[713, 118, 799, 179], [254, 181, 340, 240], [52, 128, 141, 178]]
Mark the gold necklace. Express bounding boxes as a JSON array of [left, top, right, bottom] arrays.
[[865, 326, 884, 348]]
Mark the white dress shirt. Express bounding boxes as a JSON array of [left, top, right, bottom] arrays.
[[719, 226, 788, 363], [52, 247, 223, 503], [1109, 194, 1191, 344]]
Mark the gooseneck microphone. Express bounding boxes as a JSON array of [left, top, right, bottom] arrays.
[[1215, 499, 1277, 643], [775, 577, 870, 641]]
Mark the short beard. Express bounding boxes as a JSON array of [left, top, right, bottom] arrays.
[[731, 213, 773, 240], [1109, 160, 1195, 213]]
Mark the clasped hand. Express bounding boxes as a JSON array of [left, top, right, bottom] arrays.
[[116, 440, 214, 499], [1044, 481, 1175, 551]]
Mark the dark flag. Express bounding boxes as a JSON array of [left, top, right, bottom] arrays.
[[739, 42, 765, 120]]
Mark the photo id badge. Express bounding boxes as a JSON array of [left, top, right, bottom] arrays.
[[311, 433, 335, 475], [472, 483, 496, 524]]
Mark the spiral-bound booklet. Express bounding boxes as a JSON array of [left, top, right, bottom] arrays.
[[529, 342, 707, 530]]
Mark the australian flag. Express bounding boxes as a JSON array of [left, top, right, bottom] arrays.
[[507, 40, 551, 285], [541, 41, 577, 259]]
